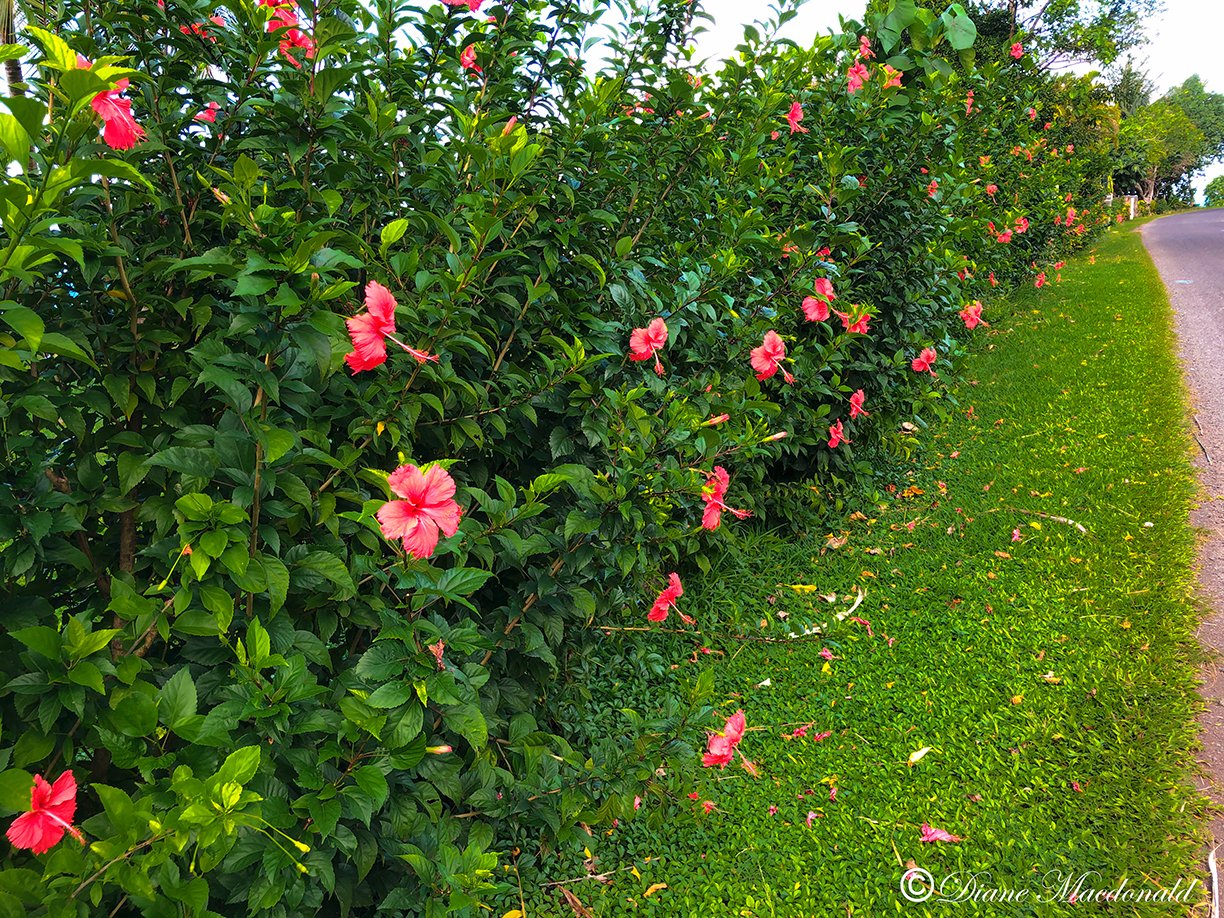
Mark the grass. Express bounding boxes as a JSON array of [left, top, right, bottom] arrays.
[[518, 225, 1210, 916]]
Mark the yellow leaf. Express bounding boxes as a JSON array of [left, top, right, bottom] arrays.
[[789, 584, 820, 593], [821, 661, 832, 675], [907, 746, 932, 766], [1011, 694, 1023, 705], [644, 883, 668, 897], [376, 421, 386, 435], [631, 866, 641, 881], [503, 912, 525, 918], [1029, 521, 1041, 529], [583, 847, 592, 859]]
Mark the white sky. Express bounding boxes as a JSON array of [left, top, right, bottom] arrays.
[[687, 0, 1224, 200]]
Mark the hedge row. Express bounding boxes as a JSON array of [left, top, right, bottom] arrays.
[[0, 0, 1119, 913]]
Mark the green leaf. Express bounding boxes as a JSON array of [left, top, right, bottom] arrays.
[[149, 446, 218, 479], [67, 660, 105, 693], [26, 26, 75, 70], [64, 626, 119, 661], [93, 784, 138, 836], [261, 554, 290, 614], [365, 682, 415, 709], [379, 218, 409, 257], [444, 703, 487, 750], [112, 692, 158, 737], [0, 306, 43, 353], [352, 765, 388, 810], [614, 236, 633, 258], [216, 746, 261, 786], [10, 626, 60, 660], [294, 550, 355, 599], [160, 667, 197, 729]]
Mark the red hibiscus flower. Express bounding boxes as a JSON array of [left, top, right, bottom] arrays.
[[1010, 42, 1023, 59], [858, 35, 874, 59], [6, 772, 84, 854], [701, 466, 751, 531], [912, 346, 938, 376], [460, 45, 481, 72], [881, 65, 902, 88], [441, 0, 483, 9], [77, 56, 145, 151], [628, 317, 668, 375], [262, 0, 316, 68], [648, 573, 683, 623], [927, 179, 939, 198], [1014, 216, 1029, 233], [985, 183, 998, 196], [345, 281, 438, 373], [194, 102, 221, 123], [849, 388, 868, 418], [376, 464, 463, 560], [750, 331, 793, 383], [827, 419, 849, 449]]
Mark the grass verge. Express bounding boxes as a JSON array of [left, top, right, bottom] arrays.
[[521, 225, 1209, 916]]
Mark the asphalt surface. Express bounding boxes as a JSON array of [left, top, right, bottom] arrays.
[[1141, 209, 1224, 847]]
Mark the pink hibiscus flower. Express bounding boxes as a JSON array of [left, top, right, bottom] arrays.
[[959, 301, 987, 329], [802, 278, 836, 321], [6, 772, 84, 854], [441, 0, 483, 9], [858, 35, 874, 59], [786, 100, 808, 134], [881, 65, 903, 88], [345, 281, 438, 373], [985, 183, 998, 196], [1010, 42, 1023, 59], [750, 331, 793, 383], [849, 388, 868, 418], [648, 573, 683, 623], [920, 823, 961, 843], [628, 317, 669, 375], [702, 710, 747, 768], [701, 466, 751, 531], [911, 347, 938, 376], [376, 464, 463, 559], [847, 62, 870, 94], [460, 45, 481, 72]]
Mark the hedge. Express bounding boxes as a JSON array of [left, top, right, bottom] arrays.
[[0, 0, 1119, 913]]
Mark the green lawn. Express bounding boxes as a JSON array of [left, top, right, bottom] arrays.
[[520, 225, 1210, 916]]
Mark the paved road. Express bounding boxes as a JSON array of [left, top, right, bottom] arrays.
[[1141, 210, 1224, 846]]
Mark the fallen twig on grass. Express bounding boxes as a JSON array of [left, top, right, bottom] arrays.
[[1005, 506, 1089, 534]]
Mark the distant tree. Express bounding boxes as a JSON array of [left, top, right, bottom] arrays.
[[1108, 59, 1155, 118], [1205, 175, 1224, 207], [1114, 101, 1205, 202], [1164, 75, 1224, 164], [972, 0, 1164, 66], [864, 0, 1161, 66]]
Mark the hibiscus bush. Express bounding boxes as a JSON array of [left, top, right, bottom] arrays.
[[0, 0, 1119, 913]]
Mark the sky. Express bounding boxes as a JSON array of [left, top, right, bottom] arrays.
[[686, 0, 1224, 200]]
